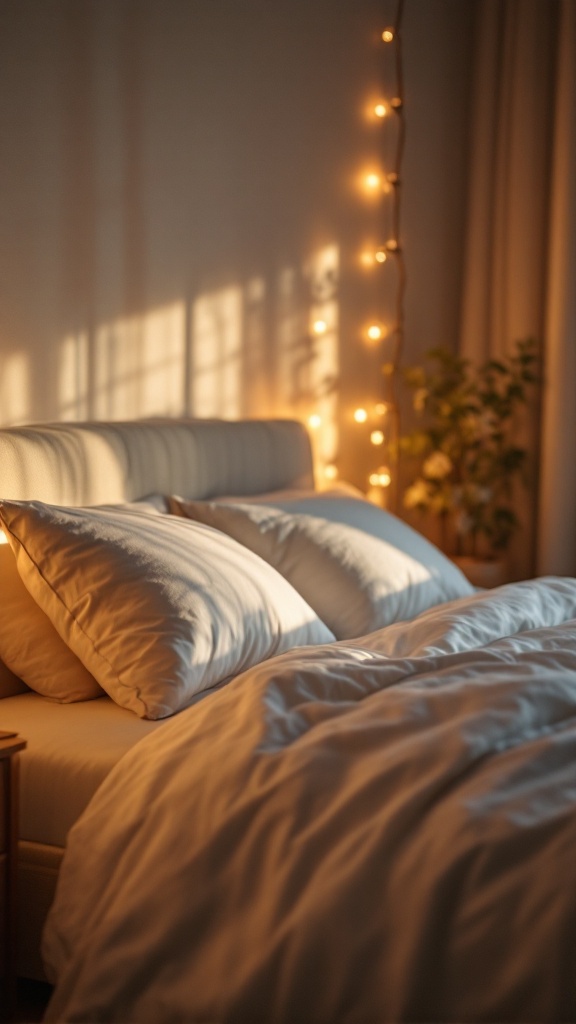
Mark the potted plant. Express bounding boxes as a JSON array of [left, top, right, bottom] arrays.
[[400, 339, 540, 587]]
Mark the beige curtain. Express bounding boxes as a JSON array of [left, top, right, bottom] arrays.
[[537, 0, 576, 576], [459, 0, 576, 578]]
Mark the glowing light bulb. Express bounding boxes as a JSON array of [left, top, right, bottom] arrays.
[[364, 172, 382, 192], [370, 466, 392, 487], [374, 102, 388, 118], [361, 248, 387, 267], [367, 324, 384, 342], [308, 414, 322, 430], [385, 238, 399, 253], [370, 430, 385, 446], [354, 408, 368, 424], [374, 402, 389, 416], [382, 27, 395, 42], [312, 319, 327, 335], [324, 464, 338, 481]]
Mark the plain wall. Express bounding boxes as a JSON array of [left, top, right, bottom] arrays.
[[0, 0, 475, 490]]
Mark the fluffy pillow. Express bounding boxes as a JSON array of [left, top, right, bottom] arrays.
[[0, 537, 103, 702], [220, 490, 475, 590], [0, 500, 334, 719], [168, 495, 474, 639]]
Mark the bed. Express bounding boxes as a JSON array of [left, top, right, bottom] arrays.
[[0, 417, 575, 1023]]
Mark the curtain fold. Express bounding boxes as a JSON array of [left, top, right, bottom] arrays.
[[537, 0, 576, 576], [459, 0, 575, 578]]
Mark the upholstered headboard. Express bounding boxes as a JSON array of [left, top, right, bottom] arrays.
[[0, 418, 314, 506]]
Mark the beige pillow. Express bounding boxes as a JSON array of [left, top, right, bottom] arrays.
[[0, 500, 334, 719], [0, 537, 103, 702]]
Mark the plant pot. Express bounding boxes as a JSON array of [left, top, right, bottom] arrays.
[[451, 555, 508, 590]]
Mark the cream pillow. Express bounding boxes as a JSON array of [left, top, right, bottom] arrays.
[[0, 538, 103, 702], [169, 498, 475, 639], [0, 500, 334, 719]]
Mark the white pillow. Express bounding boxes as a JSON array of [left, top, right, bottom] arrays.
[[222, 490, 474, 590], [169, 496, 474, 639], [0, 500, 334, 719], [0, 538, 103, 702]]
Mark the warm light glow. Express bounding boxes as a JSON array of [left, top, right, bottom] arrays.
[[354, 407, 368, 423], [370, 466, 392, 487], [390, 97, 403, 110], [324, 463, 338, 481], [367, 324, 384, 341], [375, 402, 389, 415], [293, 244, 340, 484], [370, 430, 385, 446], [0, 351, 30, 424], [360, 247, 387, 267], [387, 172, 399, 185], [0, 529, 8, 545], [364, 172, 382, 192], [192, 290, 242, 418], [382, 27, 395, 42], [312, 319, 328, 335], [374, 102, 388, 118], [386, 238, 399, 252], [91, 300, 187, 420]]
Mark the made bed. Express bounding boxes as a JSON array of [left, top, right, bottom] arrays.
[[0, 417, 574, 1023]]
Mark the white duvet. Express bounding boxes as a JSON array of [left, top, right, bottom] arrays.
[[43, 578, 576, 1023]]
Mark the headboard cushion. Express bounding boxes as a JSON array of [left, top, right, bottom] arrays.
[[0, 418, 314, 506]]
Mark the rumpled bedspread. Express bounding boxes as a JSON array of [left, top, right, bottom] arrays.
[[43, 577, 576, 1023]]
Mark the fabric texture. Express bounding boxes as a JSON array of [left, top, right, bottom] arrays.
[[0, 656, 28, 698], [0, 419, 313, 506], [43, 576, 576, 1023], [1, 692, 163, 846], [170, 492, 474, 638], [0, 500, 334, 719], [0, 538, 103, 702], [537, 0, 576, 575], [458, 0, 576, 577]]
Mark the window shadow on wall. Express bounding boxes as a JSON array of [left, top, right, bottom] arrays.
[[42, 243, 341, 482]]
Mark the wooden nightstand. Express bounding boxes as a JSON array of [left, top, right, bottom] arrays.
[[1, 733, 26, 1022]]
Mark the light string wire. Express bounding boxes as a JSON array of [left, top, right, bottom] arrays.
[[383, 0, 405, 511]]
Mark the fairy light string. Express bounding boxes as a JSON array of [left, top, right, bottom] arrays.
[[384, 0, 406, 510], [307, 2, 406, 498], [356, 0, 406, 508]]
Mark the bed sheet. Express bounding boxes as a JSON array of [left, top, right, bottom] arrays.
[[43, 577, 576, 1023], [1, 692, 164, 846]]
